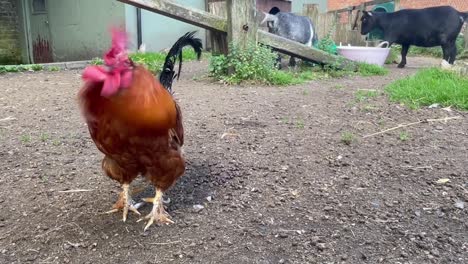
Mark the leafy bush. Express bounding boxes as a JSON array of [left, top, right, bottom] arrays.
[[209, 42, 276, 84], [316, 26, 337, 55], [209, 42, 319, 85], [91, 57, 104, 65], [31, 64, 44, 71]]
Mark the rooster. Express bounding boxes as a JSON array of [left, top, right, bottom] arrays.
[[79, 29, 202, 230]]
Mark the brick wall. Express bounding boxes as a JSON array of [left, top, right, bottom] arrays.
[[0, 0, 21, 65], [328, 0, 468, 11]]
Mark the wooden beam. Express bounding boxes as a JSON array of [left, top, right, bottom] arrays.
[[226, 0, 257, 49], [116, 0, 355, 68], [257, 30, 356, 69], [117, 0, 227, 33]]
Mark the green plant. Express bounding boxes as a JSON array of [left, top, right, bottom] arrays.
[[130, 48, 200, 74], [31, 64, 44, 71], [209, 42, 316, 85], [362, 104, 378, 112], [386, 68, 468, 110], [399, 131, 409, 141], [20, 134, 31, 143], [91, 57, 104, 65], [40, 133, 49, 142], [296, 119, 305, 129], [52, 139, 61, 146], [4, 66, 19, 72], [355, 89, 379, 102], [317, 24, 337, 55], [341, 132, 355, 145], [49, 66, 60, 72], [0, 66, 6, 74], [16, 65, 28, 72], [356, 62, 388, 76]]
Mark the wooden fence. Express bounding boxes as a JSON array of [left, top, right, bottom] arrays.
[[315, 0, 398, 46]]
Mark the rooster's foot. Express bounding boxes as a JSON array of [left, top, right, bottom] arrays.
[[105, 183, 142, 222], [138, 189, 173, 231]]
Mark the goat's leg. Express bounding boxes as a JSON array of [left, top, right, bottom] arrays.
[[448, 42, 457, 64], [288, 57, 296, 68], [441, 43, 451, 62], [276, 54, 282, 69], [398, 44, 410, 68]]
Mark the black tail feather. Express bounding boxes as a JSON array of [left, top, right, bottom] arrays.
[[159, 31, 203, 92]]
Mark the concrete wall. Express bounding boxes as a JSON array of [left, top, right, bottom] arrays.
[[0, 0, 21, 64], [125, 0, 206, 52], [47, 0, 125, 61], [292, 0, 328, 13]]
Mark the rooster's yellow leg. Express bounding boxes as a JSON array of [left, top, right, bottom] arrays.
[[106, 183, 141, 222], [138, 188, 174, 231]]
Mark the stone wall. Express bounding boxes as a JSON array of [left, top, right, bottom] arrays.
[[0, 0, 21, 64]]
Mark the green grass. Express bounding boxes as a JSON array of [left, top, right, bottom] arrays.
[[31, 64, 44, 71], [48, 66, 60, 72], [40, 133, 49, 142], [20, 134, 31, 143], [357, 62, 389, 76], [341, 132, 355, 145], [129, 48, 201, 74], [399, 131, 409, 141], [0, 64, 47, 74], [386, 68, 468, 110], [296, 119, 305, 129], [355, 89, 379, 102], [88, 48, 202, 74]]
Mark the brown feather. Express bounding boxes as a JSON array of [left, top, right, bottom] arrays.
[[78, 65, 185, 191]]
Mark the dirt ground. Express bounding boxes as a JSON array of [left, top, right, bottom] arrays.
[[0, 57, 467, 264]]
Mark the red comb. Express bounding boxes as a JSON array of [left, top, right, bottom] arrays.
[[104, 27, 129, 66], [82, 27, 132, 97]]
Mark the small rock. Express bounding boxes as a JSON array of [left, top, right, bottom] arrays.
[[323, 206, 333, 211], [316, 243, 327, 251], [278, 233, 288, 239], [193, 204, 204, 212], [206, 196, 212, 202], [430, 249, 440, 257], [428, 103, 440, 109], [454, 200, 464, 209]]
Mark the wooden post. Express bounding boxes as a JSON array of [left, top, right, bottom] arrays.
[[303, 4, 319, 25], [208, 1, 228, 55], [204, 0, 212, 51], [226, 0, 257, 49]]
